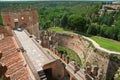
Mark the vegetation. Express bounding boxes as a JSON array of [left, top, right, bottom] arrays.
[[1, 1, 119, 40], [68, 15, 87, 32], [0, 1, 120, 51], [49, 27, 120, 52], [115, 77, 120, 80], [37, 2, 101, 31], [0, 1, 120, 41], [0, 1, 120, 79], [109, 54, 120, 63], [56, 46, 82, 66], [48, 27, 73, 34], [0, 15, 3, 25], [37, 2, 120, 41], [90, 36, 120, 52]]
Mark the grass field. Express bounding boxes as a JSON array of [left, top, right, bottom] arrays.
[[48, 27, 120, 52], [90, 36, 120, 52], [48, 27, 74, 34]]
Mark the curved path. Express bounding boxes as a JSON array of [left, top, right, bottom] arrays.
[[82, 36, 120, 55]]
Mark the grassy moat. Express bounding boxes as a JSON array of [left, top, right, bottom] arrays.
[[56, 46, 82, 66]]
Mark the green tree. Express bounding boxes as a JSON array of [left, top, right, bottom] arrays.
[[87, 24, 100, 35], [118, 32, 120, 41], [0, 15, 3, 26], [61, 14, 68, 28], [68, 15, 87, 32], [100, 25, 108, 37]]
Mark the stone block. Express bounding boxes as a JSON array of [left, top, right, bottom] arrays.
[[86, 66, 92, 75], [65, 56, 69, 64]]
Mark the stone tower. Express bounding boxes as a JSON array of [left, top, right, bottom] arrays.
[[1, 8, 39, 38]]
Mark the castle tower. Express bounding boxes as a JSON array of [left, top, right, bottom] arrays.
[[1, 8, 39, 38]]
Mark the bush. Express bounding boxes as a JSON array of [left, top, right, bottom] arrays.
[[0, 15, 3, 25], [118, 32, 120, 41]]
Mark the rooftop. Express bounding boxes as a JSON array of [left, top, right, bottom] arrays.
[[0, 36, 32, 80]]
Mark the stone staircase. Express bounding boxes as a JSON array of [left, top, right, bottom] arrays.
[[38, 70, 47, 80]]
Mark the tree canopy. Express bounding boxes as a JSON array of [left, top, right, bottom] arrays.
[[0, 1, 120, 41]]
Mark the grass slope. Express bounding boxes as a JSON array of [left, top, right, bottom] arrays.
[[115, 77, 120, 80], [48, 27, 74, 34], [48, 27, 120, 52], [90, 36, 120, 52], [56, 46, 82, 66]]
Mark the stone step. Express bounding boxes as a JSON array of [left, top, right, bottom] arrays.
[[40, 75, 46, 79], [42, 78, 47, 80], [39, 70, 47, 80], [38, 71, 45, 76]]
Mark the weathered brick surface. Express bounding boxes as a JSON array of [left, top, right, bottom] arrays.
[[1, 9, 39, 38], [1, 9, 38, 28], [43, 60, 69, 80], [0, 37, 31, 80]]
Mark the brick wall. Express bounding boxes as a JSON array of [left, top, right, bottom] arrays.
[[1, 9, 38, 28], [1, 9, 39, 38], [43, 60, 69, 80]]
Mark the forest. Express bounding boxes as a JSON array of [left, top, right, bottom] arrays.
[[0, 1, 120, 41]]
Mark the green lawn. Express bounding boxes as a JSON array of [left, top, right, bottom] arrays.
[[48, 27, 120, 52], [115, 77, 120, 80], [90, 36, 120, 52], [56, 46, 82, 66], [48, 27, 74, 34]]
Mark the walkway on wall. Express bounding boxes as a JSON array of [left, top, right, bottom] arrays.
[[14, 30, 55, 71]]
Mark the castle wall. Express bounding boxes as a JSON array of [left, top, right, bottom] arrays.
[[1, 9, 39, 38], [1, 9, 38, 28], [43, 60, 69, 80], [55, 33, 120, 80]]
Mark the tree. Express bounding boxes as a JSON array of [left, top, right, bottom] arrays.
[[42, 20, 51, 30], [100, 25, 108, 37], [61, 14, 68, 28], [68, 15, 87, 32], [87, 24, 100, 35], [118, 32, 120, 41], [0, 15, 3, 26]]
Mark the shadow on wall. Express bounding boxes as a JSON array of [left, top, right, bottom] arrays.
[[42, 60, 70, 80], [0, 51, 10, 80], [106, 54, 120, 80]]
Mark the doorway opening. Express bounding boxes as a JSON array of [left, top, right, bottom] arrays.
[[44, 68, 54, 80], [14, 22, 18, 29], [14, 19, 19, 29]]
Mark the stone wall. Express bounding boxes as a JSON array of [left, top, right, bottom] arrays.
[[26, 22, 39, 39], [0, 26, 12, 39], [56, 33, 91, 64], [1, 9, 39, 39], [39, 31, 120, 80], [55, 33, 120, 80], [43, 60, 69, 80], [1, 8, 38, 28]]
